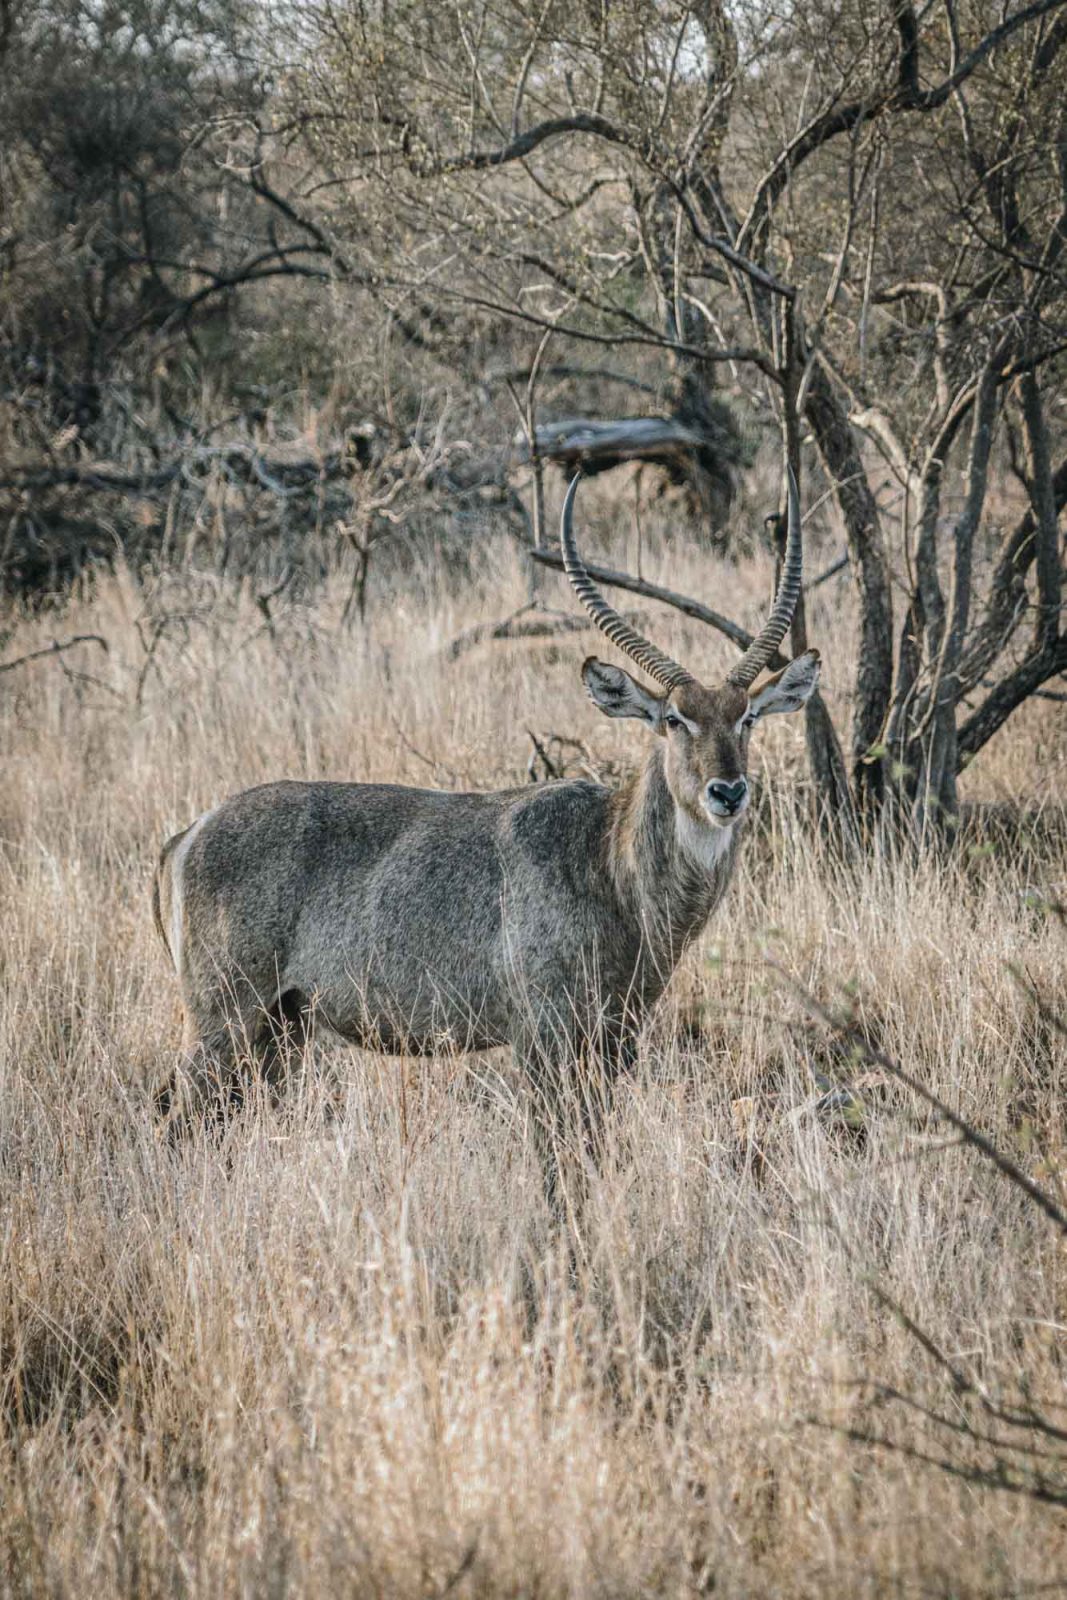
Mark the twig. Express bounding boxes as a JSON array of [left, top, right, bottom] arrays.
[[58, 664, 124, 702], [387, 716, 458, 786], [805, 551, 850, 591], [256, 567, 294, 644], [526, 730, 592, 784], [0, 635, 108, 676], [864, 1283, 1067, 1443], [134, 618, 168, 709], [527, 729, 561, 781], [806, 1421, 1067, 1507], [773, 965, 1067, 1235]]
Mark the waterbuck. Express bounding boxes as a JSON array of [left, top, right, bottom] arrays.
[[153, 470, 819, 1169]]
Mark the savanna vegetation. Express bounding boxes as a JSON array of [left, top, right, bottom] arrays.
[[1, 0, 1065, 1594]]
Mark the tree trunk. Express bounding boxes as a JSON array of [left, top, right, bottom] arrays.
[[803, 361, 895, 821]]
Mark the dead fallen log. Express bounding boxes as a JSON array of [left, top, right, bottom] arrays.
[[0, 439, 374, 499], [520, 417, 708, 476], [447, 602, 655, 660]]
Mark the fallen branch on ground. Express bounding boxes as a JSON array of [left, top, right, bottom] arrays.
[[447, 603, 654, 661], [0, 635, 109, 676]]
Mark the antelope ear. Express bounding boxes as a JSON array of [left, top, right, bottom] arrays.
[[746, 649, 821, 722], [581, 658, 665, 726]]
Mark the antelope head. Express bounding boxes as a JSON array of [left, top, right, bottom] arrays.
[[562, 471, 820, 836]]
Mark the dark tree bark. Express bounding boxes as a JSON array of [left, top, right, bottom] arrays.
[[803, 362, 894, 819]]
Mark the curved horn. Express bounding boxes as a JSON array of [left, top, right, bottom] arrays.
[[726, 466, 803, 690], [561, 473, 694, 692]]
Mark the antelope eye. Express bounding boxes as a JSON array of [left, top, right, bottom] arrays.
[[664, 713, 685, 733]]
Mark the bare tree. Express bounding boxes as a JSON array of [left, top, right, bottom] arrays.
[[266, 0, 1066, 837]]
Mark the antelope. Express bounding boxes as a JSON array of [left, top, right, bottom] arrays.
[[153, 469, 819, 1174]]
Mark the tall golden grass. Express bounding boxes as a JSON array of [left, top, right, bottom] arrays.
[[1, 504, 1065, 1597]]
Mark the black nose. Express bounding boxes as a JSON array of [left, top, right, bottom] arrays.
[[707, 778, 748, 815]]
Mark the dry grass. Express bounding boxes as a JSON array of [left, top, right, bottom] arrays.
[[1, 512, 1065, 1598]]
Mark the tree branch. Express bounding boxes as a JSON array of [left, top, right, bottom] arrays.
[[0, 636, 109, 676], [957, 633, 1067, 762], [738, 0, 1067, 253], [957, 453, 1067, 695], [529, 549, 769, 660], [420, 112, 631, 174]]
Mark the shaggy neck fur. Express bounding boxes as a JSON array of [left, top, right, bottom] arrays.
[[608, 743, 743, 986]]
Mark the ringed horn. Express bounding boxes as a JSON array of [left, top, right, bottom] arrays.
[[560, 466, 803, 692]]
